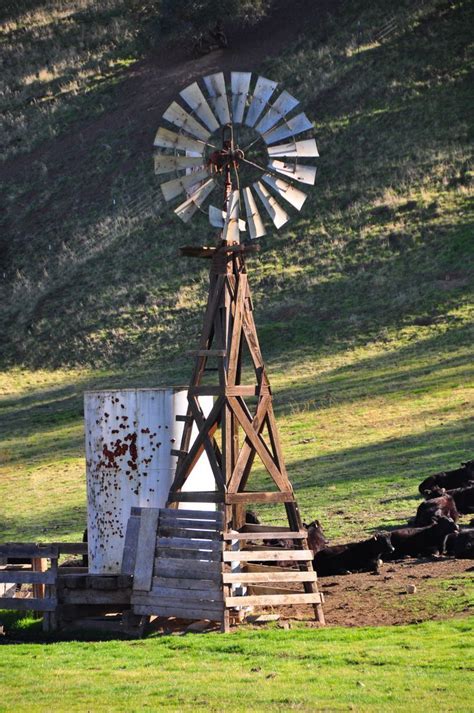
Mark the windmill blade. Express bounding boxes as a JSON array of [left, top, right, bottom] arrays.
[[268, 159, 316, 185], [263, 112, 313, 145], [179, 82, 220, 133], [255, 90, 299, 135], [253, 181, 289, 229], [203, 72, 231, 125], [267, 138, 319, 158], [154, 154, 205, 175], [163, 101, 211, 142], [243, 186, 266, 239], [231, 72, 251, 124], [153, 127, 205, 154], [262, 174, 307, 211], [161, 168, 210, 202], [222, 190, 240, 243], [208, 205, 245, 231], [245, 75, 278, 127], [174, 178, 216, 223]]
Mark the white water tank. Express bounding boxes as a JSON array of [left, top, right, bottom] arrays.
[[84, 388, 214, 574]]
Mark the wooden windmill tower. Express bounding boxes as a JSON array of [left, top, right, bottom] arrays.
[[131, 72, 324, 630]]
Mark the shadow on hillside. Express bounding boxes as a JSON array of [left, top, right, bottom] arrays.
[[272, 322, 474, 417], [287, 415, 472, 495]]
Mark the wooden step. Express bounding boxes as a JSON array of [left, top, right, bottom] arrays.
[[225, 492, 294, 504], [223, 550, 312, 562], [159, 508, 223, 523], [223, 531, 306, 541], [226, 592, 321, 607], [223, 571, 317, 584]]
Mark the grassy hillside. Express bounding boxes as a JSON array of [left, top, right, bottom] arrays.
[[1, 0, 472, 546]]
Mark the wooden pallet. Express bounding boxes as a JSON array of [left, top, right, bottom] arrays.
[[129, 508, 323, 631]]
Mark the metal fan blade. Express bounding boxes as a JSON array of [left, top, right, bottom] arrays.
[[153, 127, 205, 154], [208, 205, 245, 230], [261, 174, 307, 211], [231, 72, 251, 124], [245, 75, 278, 127], [222, 190, 240, 242], [161, 168, 210, 202], [253, 181, 289, 229], [179, 82, 220, 133], [255, 90, 299, 135], [243, 187, 266, 239], [268, 159, 316, 185], [267, 138, 319, 158], [163, 101, 211, 142], [203, 72, 231, 125], [263, 112, 313, 145], [154, 154, 204, 175], [174, 178, 216, 223]]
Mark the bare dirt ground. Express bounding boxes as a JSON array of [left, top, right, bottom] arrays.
[[280, 557, 474, 628]]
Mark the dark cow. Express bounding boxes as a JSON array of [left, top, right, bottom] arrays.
[[445, 529, 474, 559], [415, 493, 459, 526], [245, 510, 261, 525], [418, 460, 474, 495], [445, 485, 474, 515], [388, 516, 458, 559], [303, 519, 328, 555], [313, 533, 394, 576]]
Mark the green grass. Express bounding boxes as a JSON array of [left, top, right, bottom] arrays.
[[0, 617, 473, 712], [0, 1, 473, 709]]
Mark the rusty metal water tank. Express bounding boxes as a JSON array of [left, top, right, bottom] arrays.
[[84, 388, 214, 574]]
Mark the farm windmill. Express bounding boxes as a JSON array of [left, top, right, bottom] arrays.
[[133, 72, 324, 630]]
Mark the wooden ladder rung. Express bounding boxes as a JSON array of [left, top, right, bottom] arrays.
[[186, 349, 227, 357], [170, 449, 187, 458], [175, 414, 192, 423]]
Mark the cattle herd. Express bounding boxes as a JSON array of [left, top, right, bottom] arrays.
[[262, 459, 474, 577]]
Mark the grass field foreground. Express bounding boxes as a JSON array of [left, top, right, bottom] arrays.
[[0, 617, 473, 712]]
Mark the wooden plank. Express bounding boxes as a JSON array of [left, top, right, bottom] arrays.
[[225, 492, 294, 504], [189, 386, 259, 396], [223, 571, 317, 584], [0, 544, 59, 558], [159, 526, 222, 541], [223, 550, 312, 562], [133, 604, 223, 621], [154, 557, 221, 581], [137, 587, 223, 602], [169, 491, 224, 503], [133, 508, 160, 592], [156, 537, 223, 552], [121, 515, 141, 576], [187, 349, 227, 357], [226, 593, 322, 607], [55, 543, 88, 555], [0, 597, 57, 612], [152, 576, 221, 591], [223, 531, 306, 541], [132, 594, 224, 612], [159, 517, 221, 531], [59, 589, 132, 605], [156, 548, 221, 562], [175, 414, 192, 422], [171, 449, 188, 458], [240, 524, 301, 533], [0, 570, 56, 584], [160, 508, 223, 522]]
